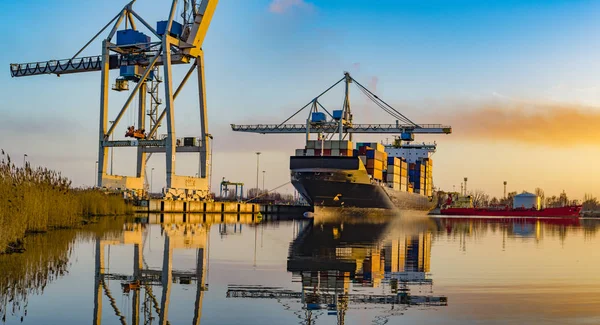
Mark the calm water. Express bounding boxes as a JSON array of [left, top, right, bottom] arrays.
[[2, 213, 600, 325]]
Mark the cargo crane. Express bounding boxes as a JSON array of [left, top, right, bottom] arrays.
[[9, 0, 218, 200], [231, 72, 452, 142]]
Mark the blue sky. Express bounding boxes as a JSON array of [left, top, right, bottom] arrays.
[[1, 0, 600, 198]]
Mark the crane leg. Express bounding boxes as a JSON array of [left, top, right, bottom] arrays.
[[97, 40, 110, 187], [162, 35, 176, 189], [137, 83, 147, 180], [197, 53, 209, 179]]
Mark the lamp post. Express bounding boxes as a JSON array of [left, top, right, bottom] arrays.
[[262, 170, 266, 191], [151, 168, 155, 194], [503, 181, 507, 199], [95, 161, 98, 187], [255, 152, 261, 194], [207, 134, 213, 193], [109, 120, 115, 175], [23, 154, 27, 168], [464, 177, 468, 195]]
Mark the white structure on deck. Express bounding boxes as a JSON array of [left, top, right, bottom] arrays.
[[385, 144, 435, 164], [513, 192, 540, 210]]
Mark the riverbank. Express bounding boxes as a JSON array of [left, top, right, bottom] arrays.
[[0, 152, 132, 253]]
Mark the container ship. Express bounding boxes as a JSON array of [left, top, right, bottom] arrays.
[[440, 191, 582, 218], [291, 136, 437, 212], [230, 73, 452, 213]]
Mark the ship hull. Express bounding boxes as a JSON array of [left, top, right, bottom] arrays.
[[440, 206, 582, 218], [290, 156, 436, 212]]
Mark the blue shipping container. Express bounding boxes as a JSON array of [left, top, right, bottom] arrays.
[[311, 112, 326, 123], [116, 29, 150, 47], [157, 20, 183, 38], [366, 149, 375, 159], [400, 132, 414, 141], [332, 110, 343, 120]]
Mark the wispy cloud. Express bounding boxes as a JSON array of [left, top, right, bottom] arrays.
[[439, 101, 600, 147], [269, 0, 314, 14]]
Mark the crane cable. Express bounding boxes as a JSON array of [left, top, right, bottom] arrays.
[[356, 85, 406, 122], [356, 84, 414, 125], [352, 77, 420, 127]]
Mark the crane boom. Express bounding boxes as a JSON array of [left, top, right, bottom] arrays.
[[231, 123, 452, 134], [183, 0, 218, 57]]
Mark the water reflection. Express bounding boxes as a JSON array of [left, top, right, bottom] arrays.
[[2, 214, 600, 324], [226, 215, 447, 325], [0, 216, 128, 323]]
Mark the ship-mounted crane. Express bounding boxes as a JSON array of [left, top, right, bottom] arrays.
[[9, 0, 218, 200], [231, 72, 452, 144]]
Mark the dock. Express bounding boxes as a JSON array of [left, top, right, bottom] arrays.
[[135, 199, 312, 215]]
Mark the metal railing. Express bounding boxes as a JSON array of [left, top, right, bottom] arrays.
[[231, 123, 452, 134]]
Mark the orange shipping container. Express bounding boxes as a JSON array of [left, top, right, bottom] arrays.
[[366, 159, 384, 170]]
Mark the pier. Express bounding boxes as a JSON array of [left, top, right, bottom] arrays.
[[135, 199, 312, 216]]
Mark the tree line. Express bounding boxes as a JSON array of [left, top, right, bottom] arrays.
[[440, 187, 598, 210]]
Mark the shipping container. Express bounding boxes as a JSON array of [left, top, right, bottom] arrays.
[[366, 149, 385, 161], [306, 149, 315, 156], [366, 159, 384, 170], [331, 141, 339, 149], [295, 149, 305, 156], [386, 174, 401, 184], [387, 157, 401, 166], [357, 146, 372, 156], [307, 140, 316, 149], [331, 149, 340, 156], [370, 169, 384, 180], [311, 112, 326, 123], [387, 165, 400, 175], [324, 141, 332, 149], [332, 110, 343, 120], [340, 141, 353, 150]]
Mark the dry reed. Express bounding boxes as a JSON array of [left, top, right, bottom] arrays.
[[0, 150, 132, 253]]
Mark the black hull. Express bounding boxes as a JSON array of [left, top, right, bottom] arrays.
[[290, 156, 435, 211], [292, 179, 395, 209]]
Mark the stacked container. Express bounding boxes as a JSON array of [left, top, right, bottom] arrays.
[[400, 160, 408, 191], [422, 158, 433, 197], [386, 157, 402, 190], [302, 140, 353, 156], [408, 163, 425, 195]]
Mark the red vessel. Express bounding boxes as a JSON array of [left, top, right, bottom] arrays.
[[440, 205, 582, 218]]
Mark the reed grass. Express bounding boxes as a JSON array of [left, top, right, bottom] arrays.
[[0, 151, 132, 253]]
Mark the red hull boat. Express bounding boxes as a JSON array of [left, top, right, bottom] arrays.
[[440, 205, 582, 218]]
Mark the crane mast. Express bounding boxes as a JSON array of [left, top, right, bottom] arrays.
[[9, 0, 219, 200]]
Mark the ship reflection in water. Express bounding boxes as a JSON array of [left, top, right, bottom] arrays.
[[1, 214, 600, 324], [227, 215, 447, 324]]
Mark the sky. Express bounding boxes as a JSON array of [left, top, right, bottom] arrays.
[[1, 0, 600, 200]]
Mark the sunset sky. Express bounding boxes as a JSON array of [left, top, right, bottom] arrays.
[[1, 0, 600, 200]]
